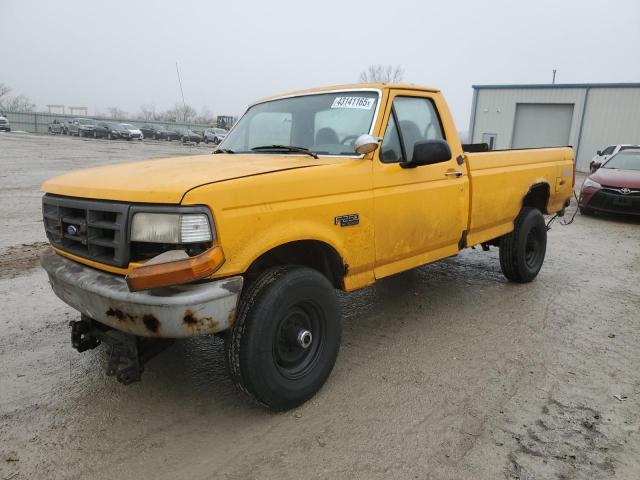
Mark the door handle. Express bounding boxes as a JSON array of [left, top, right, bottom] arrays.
[[445, 171, 463, 178]]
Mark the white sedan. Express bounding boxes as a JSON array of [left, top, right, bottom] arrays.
[[591, 144, 640, 172]]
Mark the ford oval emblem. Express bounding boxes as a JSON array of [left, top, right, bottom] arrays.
[[67, 225, 79, 235]]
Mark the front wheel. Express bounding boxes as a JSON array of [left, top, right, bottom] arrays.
[[225, 266, 342, 411], [499, 207, 547, 283]]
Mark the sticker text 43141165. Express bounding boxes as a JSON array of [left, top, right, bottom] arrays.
[[330, 97, 375, 110]]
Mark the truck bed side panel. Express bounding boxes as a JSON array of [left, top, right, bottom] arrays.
[[465, 147, 574, 246]]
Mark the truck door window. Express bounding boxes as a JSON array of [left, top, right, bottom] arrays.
[[380, 115, 402, 163], [380, 97, 444, 163]]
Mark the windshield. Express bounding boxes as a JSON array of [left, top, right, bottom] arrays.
[[603, 150, 640, 171], [214, 128, 227, 134], [120, 124, 135, 129], [78, 119, 94, 125], [220, 90, 379, 155]]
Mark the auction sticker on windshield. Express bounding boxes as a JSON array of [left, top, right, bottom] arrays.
[[331, 96, 375, 110]]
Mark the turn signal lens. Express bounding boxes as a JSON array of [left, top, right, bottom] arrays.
[[126, 246, 225, 291]]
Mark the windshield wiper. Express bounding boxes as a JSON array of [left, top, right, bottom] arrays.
[[213, 148, 234, 154], [251, 145, 318, 159]]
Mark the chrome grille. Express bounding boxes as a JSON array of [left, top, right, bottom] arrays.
[[42, 194, 130, 267]]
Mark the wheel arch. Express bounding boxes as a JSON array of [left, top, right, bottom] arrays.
[[244, 240, 347, 290], [522, 182, 551, 214]]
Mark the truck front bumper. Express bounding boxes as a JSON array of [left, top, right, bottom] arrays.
[[41, 249, 243, 338]]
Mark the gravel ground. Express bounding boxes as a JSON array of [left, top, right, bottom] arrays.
[[1, 132, 639, 480]]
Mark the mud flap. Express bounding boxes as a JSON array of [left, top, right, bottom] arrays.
[[70, 315, 174, 385]]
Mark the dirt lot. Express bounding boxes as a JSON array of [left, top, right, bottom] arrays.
[[1, 132, 639, 480]]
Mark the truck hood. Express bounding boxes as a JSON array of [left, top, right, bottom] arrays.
[[41, 153, 340, 203]]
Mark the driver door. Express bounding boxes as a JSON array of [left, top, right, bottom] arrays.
[[372, 90, 469, 279]]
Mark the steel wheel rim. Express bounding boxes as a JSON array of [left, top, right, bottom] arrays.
[[273, 300, 324, 380], [525, 226, 543, 269]]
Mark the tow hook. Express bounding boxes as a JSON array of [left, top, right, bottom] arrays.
[[69, 315, 173, 385], [70, 319, 101, 352]]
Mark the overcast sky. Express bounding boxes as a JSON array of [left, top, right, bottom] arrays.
[[2, 0, 639, 128]]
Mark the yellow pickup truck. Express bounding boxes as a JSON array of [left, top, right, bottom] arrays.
[[41, 83, 574, 410]]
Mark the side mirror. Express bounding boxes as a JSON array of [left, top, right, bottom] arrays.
[[596, 150, 602, 156], [401, 139, 452, 169], [354, 134, 380, 155], [590, 161, 601, 173]]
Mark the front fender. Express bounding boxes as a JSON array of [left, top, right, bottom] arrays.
[[181, 161, 376, 291]]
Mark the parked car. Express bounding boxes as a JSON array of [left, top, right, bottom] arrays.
[[94, 122, 133, 140], [48, 119, 65, 134], [67, 118, 98, 137], [590, 144, 640, 173], [171, 126, 202, 144], [40, 82, 574, 411], [119, 123, 143, 140], [139, 124, 173, 140], [580, 148, 640, 216], [203, 127, 228, 145], [0, 114, 10, 132]]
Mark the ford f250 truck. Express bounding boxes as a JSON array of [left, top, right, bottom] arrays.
[[40, 83, 575, 410]]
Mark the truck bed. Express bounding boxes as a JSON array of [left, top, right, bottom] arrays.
[[464, 147, 575, 246]]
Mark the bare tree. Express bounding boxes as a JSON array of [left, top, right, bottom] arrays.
[[195, 105, 214, 125], [0, 83, 36, 112], [138, 104, 157, 121], [106, 106, 127, 119], [164, 103, 197, 123], [0, 83, 11, 102], [2, 94, 36, 112], [358, 64, 404, 83]]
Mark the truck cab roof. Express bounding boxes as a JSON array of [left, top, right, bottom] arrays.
[[255, 83, 440, 105]]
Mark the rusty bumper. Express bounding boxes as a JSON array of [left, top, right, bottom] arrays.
[[41, 249, 243, 338]]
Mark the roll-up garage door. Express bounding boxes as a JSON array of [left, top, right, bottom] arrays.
[[512, 103, 574, 149]]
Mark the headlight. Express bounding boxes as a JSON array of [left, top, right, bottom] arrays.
[[131, 213, 213, 243], [582, 178, 601, 189]]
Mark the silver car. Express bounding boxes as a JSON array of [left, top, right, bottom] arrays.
[[203, 127, 227, 145]]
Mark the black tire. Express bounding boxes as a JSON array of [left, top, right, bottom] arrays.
[[204, 137, 209, 144], [499, 207, 547, 283], [580, 207, 594, 216], [225, 266, 342, 411]]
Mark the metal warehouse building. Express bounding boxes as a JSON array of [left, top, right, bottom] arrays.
[[467, 83, 640, 171]]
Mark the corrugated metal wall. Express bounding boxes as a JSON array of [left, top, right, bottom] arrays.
[[469, 85, 640, 172], [2, 111, 210, 135], [578, 88, 640, 171], [470, 87, 586, 151]]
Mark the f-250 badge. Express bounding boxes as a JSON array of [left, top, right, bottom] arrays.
[[334, 214, 359, 227]]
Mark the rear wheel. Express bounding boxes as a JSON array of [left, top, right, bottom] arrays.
[[499, 207, 547, 283], [225, 266, 342, 411]]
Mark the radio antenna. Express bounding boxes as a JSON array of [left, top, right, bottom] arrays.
[[175, 61, 187, 123]]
